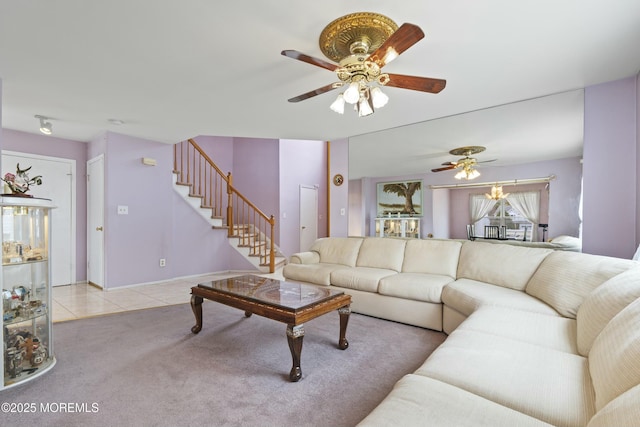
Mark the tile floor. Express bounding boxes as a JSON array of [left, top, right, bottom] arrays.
[[52, 270, 284, 323]]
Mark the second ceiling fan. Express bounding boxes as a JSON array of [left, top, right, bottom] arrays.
[[281, 12, 446, 116], [431, 146, 497, 180]]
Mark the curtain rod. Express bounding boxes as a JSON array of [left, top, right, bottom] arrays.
[[428, 175, 556, 190]]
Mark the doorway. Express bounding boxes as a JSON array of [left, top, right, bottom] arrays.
[[1, 151, 76, 287], [299, 185, 318, 252]]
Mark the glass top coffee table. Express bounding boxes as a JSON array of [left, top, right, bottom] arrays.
[[190, 274, 351, 382]]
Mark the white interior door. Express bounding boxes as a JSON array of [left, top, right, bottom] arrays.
[[2, 151, 76, 286], [87, 155, 105, 288], [299, 185, 318, 252]]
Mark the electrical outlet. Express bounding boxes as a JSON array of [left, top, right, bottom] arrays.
[[117, 205, 128, 215], [159, 258, 166, 267]]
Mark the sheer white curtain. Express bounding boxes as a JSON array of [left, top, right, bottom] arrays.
[[506, 191, 540, 241], [470, 194, 497, 224]]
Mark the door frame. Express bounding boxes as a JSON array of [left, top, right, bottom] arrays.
[[2, 150, 77, 286]]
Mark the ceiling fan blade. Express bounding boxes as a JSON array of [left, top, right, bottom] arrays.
[[281, 50, 338, 71], [478, 159, 498, 164], [368, 23, 425, 68], [441, 161, 458, 166], [386, 74, 447, 93], [431, 165, 457, 172], [287, 83, 339, 103]]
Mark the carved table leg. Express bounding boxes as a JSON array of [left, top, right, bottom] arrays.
[[191, 294, 203, 334], [338, 305, 351, 350], [286, 324, 305, 382]]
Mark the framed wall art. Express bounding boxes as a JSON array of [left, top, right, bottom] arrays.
[[377, 180, 423, 217]]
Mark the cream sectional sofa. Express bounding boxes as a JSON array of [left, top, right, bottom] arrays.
[[282, 237, 640, 427]]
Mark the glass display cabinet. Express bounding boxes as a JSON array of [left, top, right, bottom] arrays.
[[375, 217, 421, 239], [1, 196, 55, 389]]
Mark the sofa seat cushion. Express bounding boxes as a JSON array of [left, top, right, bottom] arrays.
[[282, 263, 349, 286], [378, 273, 453, 303], [330, 267, 397, 293], [457, 241, 552, 291], [588, 297, 640, 411], [415, 329, 595, 427], [587, 383, 640, 427], [576, 267, 640, 356], [458, 306, 578, 354], [357, 374, 555, 427], [442, 278, 559, 317], [355, 237, 407, 271], [526, 251, 637, 319], [401, 239, 462, 277]]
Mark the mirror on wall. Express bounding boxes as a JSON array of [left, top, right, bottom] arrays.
[[348, 89, 584, 181], [347, 90, 585, 240]]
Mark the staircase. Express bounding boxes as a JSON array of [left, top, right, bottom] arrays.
[[173, 139, 285, 273]]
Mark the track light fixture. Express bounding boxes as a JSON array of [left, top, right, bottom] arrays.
[[35, 115, 52, 135]]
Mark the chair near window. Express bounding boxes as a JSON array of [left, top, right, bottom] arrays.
[[484, 225, 500, 239], [466, 224, 476, 241], [498, 225, 507, 240]]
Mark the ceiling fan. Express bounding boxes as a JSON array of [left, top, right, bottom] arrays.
[[281, 12, 446, 116], [431, 146, 497, 180]]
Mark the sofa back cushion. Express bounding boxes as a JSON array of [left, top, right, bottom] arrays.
[[356, 237, 407, 272], [526, 251, 636, 319], [311, 237, 363, 267], [456, 241, 552, 291], [402, 239, 462, 278], [588, 297, 640, 411], [576, 267, 640, 356], [587, 384, 640, 427]]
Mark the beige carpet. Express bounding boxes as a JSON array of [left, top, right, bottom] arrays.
[[2, 301, 446, 427]]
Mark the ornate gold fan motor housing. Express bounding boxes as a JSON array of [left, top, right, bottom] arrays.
[[448, 146, 486, 157], [319, 12, 398, 88], [319, 12, 398, 62]]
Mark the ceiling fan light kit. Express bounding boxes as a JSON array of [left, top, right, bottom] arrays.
[[455, 167, 480, 180], [432, 146, 497, 180], [281, 12, 446, 117]]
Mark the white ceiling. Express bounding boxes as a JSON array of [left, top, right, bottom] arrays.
[[1, 1, 639, 177]]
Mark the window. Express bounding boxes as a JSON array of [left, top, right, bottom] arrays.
[[471, 190, 540, 241], [475, 198, 533, 240]]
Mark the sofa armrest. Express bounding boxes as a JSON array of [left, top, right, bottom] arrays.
[[289, 251, 320, 264]]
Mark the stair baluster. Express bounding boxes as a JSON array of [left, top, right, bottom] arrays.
[[173, 139, 278, 273]]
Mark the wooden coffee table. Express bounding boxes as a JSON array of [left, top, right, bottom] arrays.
[[190, 274, 351, 382]]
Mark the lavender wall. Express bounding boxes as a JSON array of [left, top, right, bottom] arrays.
[[348, 178, 364, 236], [231, 137, 280, 243], [2, 128, 88, 281], [583, 76, 638, 258], [96, 132, 231, 288], [279, 139, 328, 255], [192, 135, 234, 177], [329, 138, 349, 237], [355, 157, 582, 240]]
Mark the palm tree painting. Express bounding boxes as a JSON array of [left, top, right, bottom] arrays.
[[377, 180, 423, 216]]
